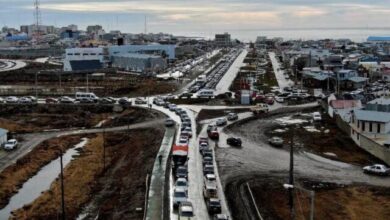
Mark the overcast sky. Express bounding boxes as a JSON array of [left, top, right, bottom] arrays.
[[1, 0, 390, 34]]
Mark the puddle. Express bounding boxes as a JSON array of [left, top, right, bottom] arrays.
[[0, 138, 88, 219]]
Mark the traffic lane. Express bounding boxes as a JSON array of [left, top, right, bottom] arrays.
[[198, 124, 232, 218], [215, 49, 248, 95]]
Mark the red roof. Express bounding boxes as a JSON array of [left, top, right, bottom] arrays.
[[330, 100, 361, 109]]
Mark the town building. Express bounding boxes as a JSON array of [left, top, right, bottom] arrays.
[[215, 33, 231, 48], [63, 47, 105, 72], [111, 53, 167, 73]]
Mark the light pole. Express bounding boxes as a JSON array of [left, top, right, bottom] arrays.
[[283, 184, 315, 220]]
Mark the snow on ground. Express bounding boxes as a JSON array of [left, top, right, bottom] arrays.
[[275, 116, 308, 125], [323, 152, 338, 157], [303, 126, 321, 132], [156, 71, 184, 79], [268, 52, 294, 89], [0, 59, 27, 72]]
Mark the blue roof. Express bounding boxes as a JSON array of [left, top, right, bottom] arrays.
[[355, 110, 390, 123], [0, 128, 8, 136], [348, 76, 368, 83], [367, 36, 390, 42]]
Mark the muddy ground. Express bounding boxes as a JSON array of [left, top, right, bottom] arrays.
[[228, 108, 381, 166], [226, 175, 390, 220], [196, 108, 250, 122], [11, 128, 164, 220], [0, 105, 163, 133]]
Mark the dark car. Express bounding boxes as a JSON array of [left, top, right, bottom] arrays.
[[206, 198, 222, 214], [203, 164, 215, 176], [165, 118, 175, 127], [118, 97, 132, 106], [226, 137, 242, 147], [176, 166, 188, 179], [202, 156, 213, 166]]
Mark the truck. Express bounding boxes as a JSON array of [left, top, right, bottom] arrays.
[[251, 103, 269, 115], [172, 145, 189, 168]]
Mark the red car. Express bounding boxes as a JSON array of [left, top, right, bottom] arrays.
[[265, 97, 274, 105], [45, 97, 58, 104]]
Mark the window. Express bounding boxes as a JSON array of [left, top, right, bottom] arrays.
[[67, 53, 73, 56], [75, 53, 80, 56], [377, 123, 381, 133], [362, 122, 365, 131], [357, 121, 360, 128], [369, 122, 372, 132], [357, 133, 359, 140], [90, 53, 96, 56], [82, 53, 89, 56]]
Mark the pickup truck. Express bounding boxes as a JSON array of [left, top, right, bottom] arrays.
[[251, 103, 269, 115]]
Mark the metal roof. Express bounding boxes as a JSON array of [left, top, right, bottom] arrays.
[[367, 36, 390, 42], [354, 110, 390, 123], [0, 128, 8, 137], [348, 76, 368, 83]]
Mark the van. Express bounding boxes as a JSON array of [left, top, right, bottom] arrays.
[[75, 92, 99, 102], [197, 89, 215, 98]]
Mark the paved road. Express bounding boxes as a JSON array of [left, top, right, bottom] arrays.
[[215, 49, 248, 95], [0, 119, 165, 172], [269, 51, 294, 89]]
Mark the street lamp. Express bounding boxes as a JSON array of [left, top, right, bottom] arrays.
[[283, 184, 315, 220]]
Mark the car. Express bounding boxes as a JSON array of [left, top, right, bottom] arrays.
[[227, 113, 238, 121], [275, 96, 285, 103], [18, 97, 33, 104], [75, 92, 99, 102], [208, 129, 219, 140], [165, 118, 175, 127], [176, 166, 188, 179], [26, 96, 37, 102], [203, 164, 215, 176], [216, 118, 227, 126], [207, 124, 214, 133], [363, 164, 390, 176], [203, 182, 218, 199], [204, 174, 217, 184], [173, 188, 188, 209], [79, 97, 95, 103], [312, 112, 322, 121], [181, 130, 192, 139], [0, 97, 4, 103], [118, 97, 132, 106], [178, 201, 194, 220], [183, 127, 193, 137], [45, 97, 58, 104], [199, 142, 209, 153], [175, 178, 188, 193], [163, 101, 171, 108], [178, 136, 189, 145], [99, 97, 115, 104], [268, 136, 284, 147], [265, 97, 274, 105], [181, 122, 191, 130], [175, 108, 183, 115], [135, 98, 147, 104], [226, 137, 242, 147], [155, 99, 165, 106], [60, 96, 75, 103], [203, 156, 213, 166], [5, 96, 18, 103], [199, 137, 209, 145], [206, 198, 222, 214], [4, 139, 18, 150], [214, 214, 230, 220]]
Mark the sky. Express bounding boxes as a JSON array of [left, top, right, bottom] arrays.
[[1, 0, 390, 37]]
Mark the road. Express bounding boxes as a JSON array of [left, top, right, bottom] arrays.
[[0, 119, 165, 173], [269, 51, 294, 89], [215, 49, 248, 95]]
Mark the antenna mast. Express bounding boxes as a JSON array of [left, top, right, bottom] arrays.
[[34, 0, 42, 44]]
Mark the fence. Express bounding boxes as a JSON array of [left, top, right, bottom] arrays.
[[359, 134, 390, 165]]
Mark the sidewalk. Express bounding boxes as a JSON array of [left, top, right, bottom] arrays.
[[146, 127, 176, 220]]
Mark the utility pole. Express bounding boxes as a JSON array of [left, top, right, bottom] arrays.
[[35, 71, 38, 98], [103, 128, 106, 171], [289, 127, 295, 220], [59, 149, 66, 220]]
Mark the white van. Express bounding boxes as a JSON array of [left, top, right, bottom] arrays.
[[197, 89, 215, 98], [75, 92, 99, 102]]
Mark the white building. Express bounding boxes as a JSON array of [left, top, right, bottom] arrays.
[[63, 47, 105, 72], [350, 110, 390, 145]]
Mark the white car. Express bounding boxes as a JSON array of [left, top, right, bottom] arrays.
[[312, 112, 322, 121], [227, 113, 238, 121], [18, 97, 33, 104], [175, 178, 188, 193], [4, 139, 18, 150], [0, 97, 5, 103], [173, 188, 188, 208], [363, 164, 390, 176], [178, 201, 194, 220], [60, 96, 75, 103], [216, 118, 227, 126], [5, 96, 18, 103], [275, 96, 285, 103]]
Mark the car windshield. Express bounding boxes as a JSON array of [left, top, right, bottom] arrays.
[[174, 191, 186, 197], [210, 200, 221, 205], [180, 211, 194, 217], [178, 168, 187, 173], [177, 181, 186, 186]]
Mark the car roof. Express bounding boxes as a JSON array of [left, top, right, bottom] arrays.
[[175, 188, 186, 192], [177, 178, 187, 182]]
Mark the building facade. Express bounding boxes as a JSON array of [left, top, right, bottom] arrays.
[[215, 33, 231, 48], [111, 53, 167, 73]]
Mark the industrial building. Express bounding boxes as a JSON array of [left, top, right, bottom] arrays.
[[109, 44, 176, 60], [63, 47, 106, 72], [215, 33, 232, 48], [111, 53, 167, 73]]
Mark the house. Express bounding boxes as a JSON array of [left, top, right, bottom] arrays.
[[0, 128, 8, 146], [336, 69, 368, 89], [350, 110, 390, 145], [328, 100, 362, 119]]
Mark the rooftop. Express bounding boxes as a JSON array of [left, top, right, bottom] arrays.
[[112, 53, 161, 59], [354, 110, 390, 123]]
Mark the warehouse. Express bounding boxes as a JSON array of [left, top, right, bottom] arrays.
[[111, 53, 167, 73]]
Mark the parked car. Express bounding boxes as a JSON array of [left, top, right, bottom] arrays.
[[203, 156, 213, 166], [199, 142, 209, 153], [79, 97, 95, 103], [45, 97, 58, 104], [176, 166, 188, 179], [203, 182, 218, 199], [178, 201, 194, 220], [4, 139, 18, 150], [312, 112, 322, 121], [265, 97, 274, 105], [175, 178, 188, 193], [363, 164, 390, 176], [226, 137, 242, 147], [5, 96, 18, 103], [227, 113, 238, 121], [214, 214, 229, 220], [275, 96, 285, 103], [60, 96, 75, 104], [204, 174, 217, 183], [173, 188, 188, 209], [0, 97, 4, 103], [18, 97, 33, 104], [216, 118, 227, 126], [135, 98, 147, 104], [165, 118, 175, 127], [208, 128, 219, 140], [99, 97, 115, 104], [206, 198, 222, 214], [178, 136, 189, 146], [268, 136, 284, 147]]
